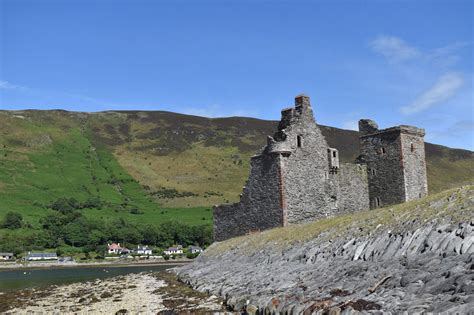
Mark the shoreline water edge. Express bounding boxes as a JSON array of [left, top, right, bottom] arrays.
[[0, 271, 225, 314]]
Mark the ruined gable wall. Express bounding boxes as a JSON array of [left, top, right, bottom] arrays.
[[282, 105, 333, 223], [213, 153, 284, 241], [401, 133, 428, 200]]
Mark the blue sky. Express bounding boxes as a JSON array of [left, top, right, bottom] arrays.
[[0, 0, 472, 150]]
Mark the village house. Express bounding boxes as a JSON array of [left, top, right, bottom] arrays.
[[134, 245, 152, 255], [107, 242, 130, 255], [0, 252, 14, 260], [188, 246, 203, 254], [164, 246, 183, 256], [26, 252, 58, 261]]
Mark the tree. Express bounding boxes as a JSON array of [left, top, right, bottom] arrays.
[[63, 222, 89, 247], [2, 212, 23, 229], [83, 197, 102, 209]]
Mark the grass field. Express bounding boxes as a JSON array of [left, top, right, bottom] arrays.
[[0, 112, 211, 231]]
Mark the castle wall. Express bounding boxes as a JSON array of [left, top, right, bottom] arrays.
[[331, 163, 370, 214], [359, 129, 406, 208], [213, 96, 428, 241], [213, 153, 284, 241], [401, 133, 428, 200]]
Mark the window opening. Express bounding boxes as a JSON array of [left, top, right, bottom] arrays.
[[297, 135, 302, 148]]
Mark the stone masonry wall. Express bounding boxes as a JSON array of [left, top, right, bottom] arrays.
[[359, 127, 406, 208], [213, 153, 284, 241], [330, 163, 370, 214], [280, 97, 333, 223], [401, 132, 428, 200]]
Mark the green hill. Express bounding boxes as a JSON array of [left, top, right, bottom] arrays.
[[0, 109, 472, 254]]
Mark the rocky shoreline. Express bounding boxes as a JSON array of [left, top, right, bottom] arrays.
[[1, 271, 224, 314], [177, 186, 474, 314]]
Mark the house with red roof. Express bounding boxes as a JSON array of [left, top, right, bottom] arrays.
[[108, 242, 123, 255]]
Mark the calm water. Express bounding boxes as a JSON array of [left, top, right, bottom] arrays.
[[0, 264, 175, 292]]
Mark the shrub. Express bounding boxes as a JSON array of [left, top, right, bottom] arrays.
[[130, 208, 143, 215], [186, 252, 199, 259], [1, 212, 23, 229]]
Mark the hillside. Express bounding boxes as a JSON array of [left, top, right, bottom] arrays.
[[177, 186, 474, 313], [0, 109, 473, 227]]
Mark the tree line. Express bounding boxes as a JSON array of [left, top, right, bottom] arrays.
[[0, 199, 212, 257]]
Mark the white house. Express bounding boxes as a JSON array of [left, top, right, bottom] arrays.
[[188, 246, 203, 254], [0, 252, 14, 260], [164, 246, 183, 256], [107, 242, 130, 255], [26, 252, 58, 261], [134, 245, 152, 255]]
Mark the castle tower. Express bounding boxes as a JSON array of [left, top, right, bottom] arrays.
[[358, 119, 428, 209]]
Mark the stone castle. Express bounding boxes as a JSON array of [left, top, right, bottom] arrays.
[[214, 94, 428, 241]]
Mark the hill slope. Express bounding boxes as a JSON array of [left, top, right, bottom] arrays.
[[177, 186, 474, 313], [0, 109, 473, 225]]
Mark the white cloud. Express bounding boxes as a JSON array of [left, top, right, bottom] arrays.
[[182, 104, 258, 118], [0, 80, 28, 90], [370, 36, 421, 62], [401, 72, 463, 115], [342, 120, 359, 131], [428, 41, 469, 59]]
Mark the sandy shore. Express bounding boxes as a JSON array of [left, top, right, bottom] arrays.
[[1, 271, 223, 314]]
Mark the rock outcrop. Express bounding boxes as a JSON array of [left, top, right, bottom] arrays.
[[177, 186, 474, 314]]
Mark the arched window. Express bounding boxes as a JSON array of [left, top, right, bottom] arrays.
[[297, 135, 302, 148], [411, 143, 415, 152]]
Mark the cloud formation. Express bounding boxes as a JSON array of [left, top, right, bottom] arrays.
[[400, 72, 463, 115], [0, 80, 28, 90], [182, 104, 258, 118], [370, 36, 421, 62]]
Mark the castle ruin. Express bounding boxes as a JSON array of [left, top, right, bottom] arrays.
[[214, 95, 428, 241]]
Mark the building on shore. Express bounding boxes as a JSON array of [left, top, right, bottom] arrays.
[[0, 252, 14, 260], [134, 245, 152, 255], [214, 95, 428, 241], [188, 246, 203, 254], [26, 252, 58, 261], [164, 246, 183, 256]]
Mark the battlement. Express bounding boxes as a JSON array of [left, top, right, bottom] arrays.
[[359, 119, 425, 138]]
